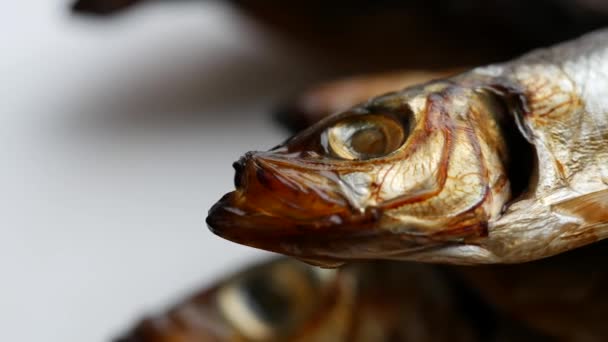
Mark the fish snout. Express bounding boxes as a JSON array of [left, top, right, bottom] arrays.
[[232, 152, 258, 190]]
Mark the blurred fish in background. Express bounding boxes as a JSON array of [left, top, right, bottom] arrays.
[[71, 0, 608, 129], [72, 0, 608, 70], [117, 258, 550, 342]]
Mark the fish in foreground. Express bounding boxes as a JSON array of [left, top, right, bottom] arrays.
[[207, 29, 608, 267]]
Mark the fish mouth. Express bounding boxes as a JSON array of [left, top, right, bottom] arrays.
[[206, 151, 362, 266], [206, 152, 436, 267], [206, 191, 440, 268], [206, 190, 386, 267]]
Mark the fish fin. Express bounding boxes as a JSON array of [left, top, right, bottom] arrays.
[[552, 189, 608, 225]]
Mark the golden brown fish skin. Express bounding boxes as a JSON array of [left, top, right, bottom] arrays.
[[208, 29, 608, 266], [469, 29, 608, 263]]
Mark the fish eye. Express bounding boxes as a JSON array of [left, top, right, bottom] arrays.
[[217, 261, 334, 340], [324, 114, 407, 160]]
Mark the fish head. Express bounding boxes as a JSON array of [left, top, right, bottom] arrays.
[[121, 259, 348, 341], [207, 80, 512, 266]]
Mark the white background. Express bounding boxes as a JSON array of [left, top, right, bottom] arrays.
[[2, 2, 326, 341]]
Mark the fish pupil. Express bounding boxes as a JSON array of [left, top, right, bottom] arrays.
[[349, 127, 388, 158]]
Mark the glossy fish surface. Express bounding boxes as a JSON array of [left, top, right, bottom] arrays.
[[207, 29, 608, 266]]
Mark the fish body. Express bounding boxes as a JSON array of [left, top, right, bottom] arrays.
[[207, 29, 608, 266], [468, 29, 608, 263]]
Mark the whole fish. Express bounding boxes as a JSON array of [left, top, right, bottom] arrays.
[[207, 28, 608, 267]]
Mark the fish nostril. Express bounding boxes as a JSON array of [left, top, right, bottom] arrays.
[[255, 167, 273, 189], [232, 157, 248, 189]]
